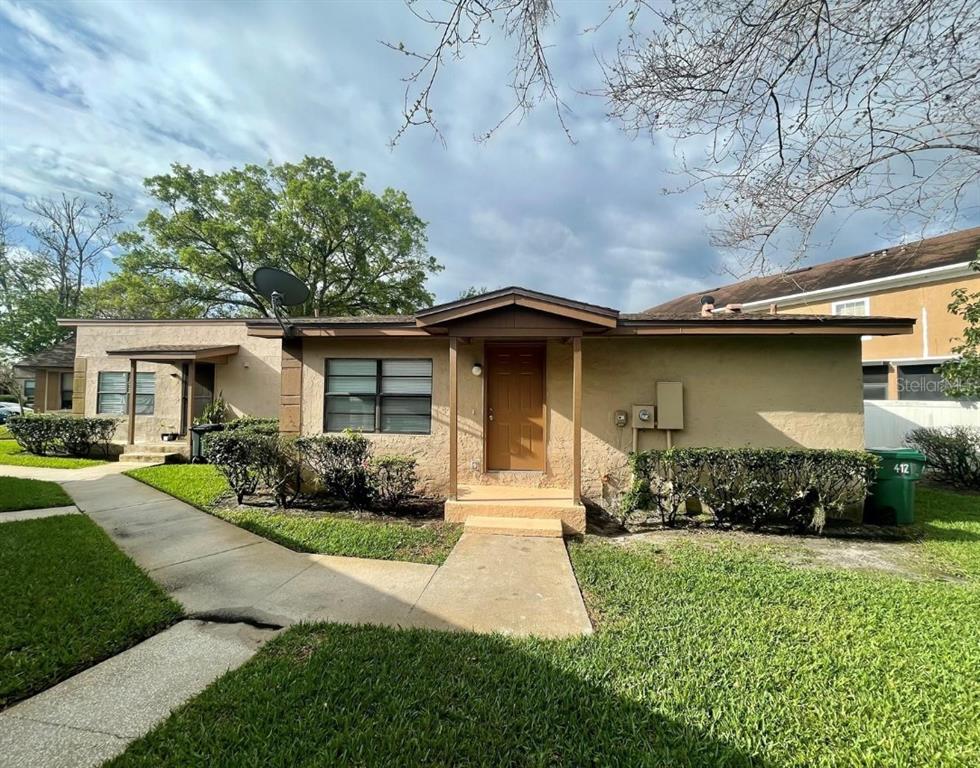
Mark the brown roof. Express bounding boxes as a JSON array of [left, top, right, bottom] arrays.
[[648, 227, 980, 313], [15, 336, 76, 369]]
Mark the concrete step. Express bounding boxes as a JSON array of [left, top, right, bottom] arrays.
[[463, 516, 564, 538], [118, 451, 182, 465], [445, 499, 586, 534], [124, 443, 185, 454]]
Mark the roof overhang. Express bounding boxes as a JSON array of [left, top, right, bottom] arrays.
[[613, 316, 915, 336], [414, 287, 619, 329], [107, 345, 240, 362]]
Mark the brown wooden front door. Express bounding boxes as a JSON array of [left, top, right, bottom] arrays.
[[486, 344, 545, 470]]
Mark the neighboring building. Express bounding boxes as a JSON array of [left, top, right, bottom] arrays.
[[650, 227, 980, 402], [13, 336, 77, 411], [59, 287, 914, 532]]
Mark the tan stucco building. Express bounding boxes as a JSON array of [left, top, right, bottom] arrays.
[[651, 228, 980, 402], [59, 287, 913, 532]]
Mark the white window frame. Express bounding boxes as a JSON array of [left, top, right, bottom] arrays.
[[831, 297, 870, 316]]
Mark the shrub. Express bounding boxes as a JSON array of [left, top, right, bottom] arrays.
[[296, 430, 372, 507], [906, 426, 980, 489], [204, 431, 261, 503], [7, 414, 119, 457], [255, 435, 302, 508], [7, 415, 61, 455], [225, 417, 279, 435], [622, 447, 878, 533], [369, 456, 419, 509], [197, 395, 227, 425], [204, 430, 301, 507]]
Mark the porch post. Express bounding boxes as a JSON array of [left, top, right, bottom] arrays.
[[127, 358, 137, 446], [449, 336, 458, 500], [186, 360, 196, 453], [572, 336, 582, 504]]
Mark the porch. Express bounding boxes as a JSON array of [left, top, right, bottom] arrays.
[[422, 290, 610, 536], [105, 344, 239, 459]]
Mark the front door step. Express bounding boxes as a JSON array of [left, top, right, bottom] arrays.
[[463, 516, 563, 538]]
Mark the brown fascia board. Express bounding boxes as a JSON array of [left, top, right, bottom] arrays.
[[613, 315, 915, 336], [415, 293, 618, 328], [58, 318, 251, 327]]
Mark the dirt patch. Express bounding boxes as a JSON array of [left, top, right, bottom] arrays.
[[215, 492, 445, 528], [605, 527, 958, 581]]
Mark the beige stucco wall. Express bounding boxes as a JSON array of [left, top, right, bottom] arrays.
[[300, 334, 864, 503], [780, 273, 979, 361], [74, 322, 281, 444]]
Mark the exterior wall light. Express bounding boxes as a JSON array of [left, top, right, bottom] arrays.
[[471, 363, 483, 376]]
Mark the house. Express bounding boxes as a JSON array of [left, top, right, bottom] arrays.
[[650, 228, 980, 401], [58, 286, 914, 532], [13, 336, 78, 411]]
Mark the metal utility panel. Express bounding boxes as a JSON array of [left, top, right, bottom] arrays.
[[631, 404, 655, 429], [656, 381, 684, 430]]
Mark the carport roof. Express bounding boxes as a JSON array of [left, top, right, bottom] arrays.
[[106, 344, 240, 361]]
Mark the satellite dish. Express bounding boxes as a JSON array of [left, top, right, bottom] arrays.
[[252, 267, 311, 336], [699, 294, 716, 306], [253, 267, 310, 307]]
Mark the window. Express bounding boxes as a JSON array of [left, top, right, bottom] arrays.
[[832, 297, 870, 316], [898, 364, 955, 401], [862, 365, 889, 400], [60, 372, 73, 410], [97, 372, 155, 415], [325, 358, 432, 434], [22, 379, 35, 406]]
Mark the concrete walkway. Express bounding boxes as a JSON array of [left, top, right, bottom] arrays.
[[1, 466, 591, 766], [0, 620, 274, 768], [0, 505, 79, 523]]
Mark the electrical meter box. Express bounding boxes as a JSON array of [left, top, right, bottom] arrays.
[[631, 404, 655, 429], [656, 381, 684, 430]]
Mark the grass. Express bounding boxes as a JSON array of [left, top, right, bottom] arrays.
[[125, 464, 462, 566], [0, 438, 106, 469], [915, 485, 980, 581], [0, 476, 73, 512], [0, 515, 182, 707], [108, 496, 980, 767]]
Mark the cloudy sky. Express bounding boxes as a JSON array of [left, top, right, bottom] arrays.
[[1, 0, 976, 312]]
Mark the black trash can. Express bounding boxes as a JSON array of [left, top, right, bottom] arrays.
[[190, 423, 225, 463]]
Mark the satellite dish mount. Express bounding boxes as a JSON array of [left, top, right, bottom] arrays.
[[252, 267, 311, 337]]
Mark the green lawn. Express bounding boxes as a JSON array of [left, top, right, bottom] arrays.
[[0, 476, 73, 512], [108, 492, 980, 767], [915, 486, 980, 581], [0, 439, 106, 469], [0, 515, 182, 707], [125, 464, 462, 566]]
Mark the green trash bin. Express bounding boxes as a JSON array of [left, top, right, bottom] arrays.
[[867, 448, 927, 525]]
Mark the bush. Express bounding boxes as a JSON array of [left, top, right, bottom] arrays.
[[296, 430, 372, 507], [204, 431, 261, 504], [906, 426, 980, 489], [369, 456, 419, 509], [622, 448, 878, 532], [7, 415, 119, 457], [205, 431, 301, 507], [225, 417, 279, 435]]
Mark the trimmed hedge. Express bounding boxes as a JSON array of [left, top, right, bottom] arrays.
[[7, 414, 119, 457], [204, 431, 300, 507], [906, 426, 980, 489], [622, 448, 879, 532]]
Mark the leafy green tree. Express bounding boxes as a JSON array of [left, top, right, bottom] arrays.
[[112, 157, 441, 317], [939, 254, 980, 399]]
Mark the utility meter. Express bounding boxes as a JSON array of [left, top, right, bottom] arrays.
[[632, 405, 655, 429], [614, 410, 628, 428]]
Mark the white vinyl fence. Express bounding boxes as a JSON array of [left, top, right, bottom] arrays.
[[864, 400, 980, 448]]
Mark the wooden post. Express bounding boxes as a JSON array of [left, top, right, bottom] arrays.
[[127, 358, 137, 446], [572, 336, 582, 504], [887, 363, 899, 400], [449, 337, 458, 500], [186, 360, 196, 453]]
